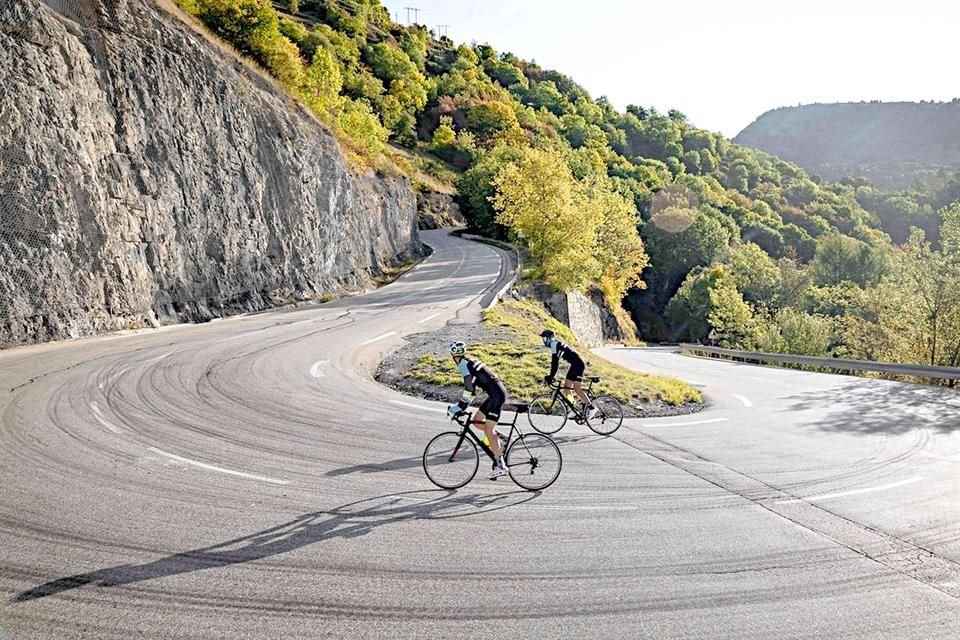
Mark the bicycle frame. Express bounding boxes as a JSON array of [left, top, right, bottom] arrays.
[[546, 379, 597, 421], [449, 408, 524, 465]]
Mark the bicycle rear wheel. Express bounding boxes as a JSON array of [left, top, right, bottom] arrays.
[[505, 433, 562, 491], [587, 395, 623, 435], [527, 395, 568, 434], [423, 432, 478, 489]]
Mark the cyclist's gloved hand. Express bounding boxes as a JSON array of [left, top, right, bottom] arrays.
[[446, 404, 461, 419], [543, 375, 554, 385]]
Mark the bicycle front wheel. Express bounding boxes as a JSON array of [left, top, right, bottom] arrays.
[[505, 433, 562, 491], [587, 395, 624, 435], [423, 432, 478, 489], [527, 395, 568, 434]]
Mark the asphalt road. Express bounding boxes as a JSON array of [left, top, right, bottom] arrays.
[[2, 229, 960, 639]]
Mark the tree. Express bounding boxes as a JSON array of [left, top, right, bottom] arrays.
[[466, 101, 520, 143], [665, 267, 716, 342], [300, 46, 342, 118], [398, 27, 428, 73], [682, 150, 701, 174], [893, 204, 960, 365], [430, 116, 456, 149], [456, 145, 525, 237], [722, 242, 780, 308], [643, 202, 731, 308], [525, 80, 570, 116], [810, 233, 886, 287], [777, 255, 810, 308], [757, 309, 834, 356], [193, 0, 278, 57], [493, 148, 602, 291], [708, 276, 757, 349], [366, 43, 422, 86], [588, 178, 649, 302], [665, 265, 755, 347], [337, 99, 388, 163]]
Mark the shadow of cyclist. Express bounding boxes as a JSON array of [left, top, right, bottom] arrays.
[[12, 489, 538, 604], [324, 455, 424, 477]]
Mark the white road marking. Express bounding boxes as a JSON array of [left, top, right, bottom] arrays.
[[551, 505, 640, 511], [647, 418, 729, 427], [389, 400, 446, 413], [418, 312, 441, 323], [216, 332, 253, 343], [361, 331, 397, 345], [734, 394, 753, 407], [147, 447, 289, 485], [777, 477, 923, 504], [90, 402, 122, 434], [309, 360, 329, 378]]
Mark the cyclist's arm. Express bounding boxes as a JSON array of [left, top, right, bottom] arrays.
[[457, 360, 476, 410], [547, 341, 560, 379]]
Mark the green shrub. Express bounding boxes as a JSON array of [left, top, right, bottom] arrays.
[[338, 99, 388, 163]]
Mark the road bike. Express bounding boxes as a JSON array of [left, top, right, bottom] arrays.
[[422, 403, 562, 491], [527, 377, 624, 436]]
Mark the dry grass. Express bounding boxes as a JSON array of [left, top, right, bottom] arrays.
[[410, 298, 701, 406]]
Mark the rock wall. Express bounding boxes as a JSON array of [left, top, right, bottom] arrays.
[[523, 284, 627, 348], [0, 0, 421, 346], [416, 190, 466, 230]]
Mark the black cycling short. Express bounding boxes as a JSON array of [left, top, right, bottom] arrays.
[[478, 383, 507, 422], [565, 359, 585, 382]]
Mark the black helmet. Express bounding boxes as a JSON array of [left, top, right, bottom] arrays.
[[540, 329, 554, 346]]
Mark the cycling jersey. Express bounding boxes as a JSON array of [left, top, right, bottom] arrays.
[[457, 357, 507, 421], [458, 356, 503, 395], [546, 337, 585, 381]]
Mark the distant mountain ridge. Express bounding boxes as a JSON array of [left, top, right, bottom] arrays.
[[734, 101, 960, 189]]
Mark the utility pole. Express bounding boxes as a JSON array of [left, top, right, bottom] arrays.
[[438, 24, 449, 38], [404, 6, 420, 24]]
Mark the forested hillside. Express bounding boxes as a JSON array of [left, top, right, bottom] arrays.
[[735, 101, 960, 190], [176, 0, 960, 370]]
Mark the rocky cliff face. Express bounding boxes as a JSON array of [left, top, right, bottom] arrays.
[[417, 190, 466, 230], [0, 0, 421, 346]]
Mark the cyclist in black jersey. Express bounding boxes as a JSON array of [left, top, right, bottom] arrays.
[[447, 341, 509, 479], [540, 329, 597, 419]]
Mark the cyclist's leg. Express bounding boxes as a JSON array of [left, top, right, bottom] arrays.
[[471, 409, 501, 458], [566, 360, 591, 407], [570, 380, 590, 406], [478, 388, 507, 461]]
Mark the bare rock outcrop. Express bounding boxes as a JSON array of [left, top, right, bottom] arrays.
[[0, 0, 421, 346]]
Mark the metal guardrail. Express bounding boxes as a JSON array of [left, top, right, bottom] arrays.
[[679, 344, 960, 382]]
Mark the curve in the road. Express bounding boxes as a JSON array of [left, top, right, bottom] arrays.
[[2, 231, 960, 638]]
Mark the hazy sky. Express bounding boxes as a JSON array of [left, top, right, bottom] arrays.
[[380, 0, 959, 137]]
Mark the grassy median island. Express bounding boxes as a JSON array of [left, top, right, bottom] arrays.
[[405, 298, 701, 411]]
